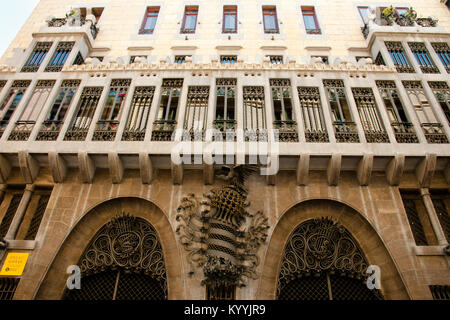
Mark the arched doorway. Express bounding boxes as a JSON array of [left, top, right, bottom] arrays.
[[277, 217, 382, 300], [63, 215, 167, 300]]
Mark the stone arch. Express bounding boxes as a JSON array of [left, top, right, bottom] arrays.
[[257, 199, 410, 300], [35, 197, 183, 299]]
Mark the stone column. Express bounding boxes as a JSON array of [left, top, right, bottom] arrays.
[[0, 184, 6, 204], [420, 188, 448, 246], [4, 184, 35, 240]]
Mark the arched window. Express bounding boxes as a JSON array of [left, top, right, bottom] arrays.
[[277, 217, 382, 300], [64, 215, 167, 300]]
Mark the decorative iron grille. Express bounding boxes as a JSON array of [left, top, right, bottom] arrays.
[[428, 81, 450, 125], [385, 42, 415, 73], [243, 86, 266, 141], [24, 194, 50, 240], [408, 42, 439, 74], [270, 79, 298, 142], [431, 43, 450, 73], [430, 193, 450, 243], [214, 79, 237, 141], [21, 42, 53, 73], [64, 87, 104, 141], [122, 86, 155, 141], [277, 217, 382, 300], [0, 278, 20, 300], [0, 80, 31, 138], [63, 215, 167, 300], [351, 88, 390, 143], [183, 86, 210, 141], [297, 87, 329, 142], [0, 193, 23, 239], [429, 285, 450, 300], [401, 196, 429, 246], [45, 42, 75, 72]]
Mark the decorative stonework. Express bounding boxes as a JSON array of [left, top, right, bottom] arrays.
[[176, 165, 269, 290]]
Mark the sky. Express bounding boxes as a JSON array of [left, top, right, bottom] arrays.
[[0, 0, 40, 59]]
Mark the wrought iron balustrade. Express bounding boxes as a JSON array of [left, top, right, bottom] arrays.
[[333, 121, 360, 143], [8, 121, 36, 141], [421, 123, 449, 143], [151, 119, 176, 141], [213, 119, 236, 141], [273, 120, 299, 142], [46, 17, 99, 39], [391, 122, 419, 143], [36, 120, 63, 141], [92, 120, 120, 141]]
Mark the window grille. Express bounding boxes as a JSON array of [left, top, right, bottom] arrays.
[[268, 55, 283, 64], [0, 193, 23, 239], [36, 80, 81, 141], [431, 42, 450, 73], [214, 79, 236, 141], [122, 86, 155, 141], [174, 55, 189, 64], [429, 285, 450, 300], [351, 88, 389, 143], [140, 7, 159, 34], [0, 278, 20, 300], [262, 7, 279, 33], [8, 80, 56, 141], [375, 52, 386, 66], [323, 79, 359, 143], [385, 42, 415, 73], [73, 52, 84, 65], [402, 81, 448, 143], [376, 80, 418, 143], [430, 190, 450, 243], [206, 284, 236, 300], [93, 79, 131, 142], [24, 193, 50, 240], [220, 55, 237, 64], [312, 56, 328, 64], [21, 42, 52, 73], [270, 79, 298, 142], [428, 81, 450, 125], [181, 7, 198, 34], [297, 87, 329, 142], [243, 86, 266, 141], [408, 42, 439, 74], [0, 81, 6, 90], [130, 55, 147, 64], [183, 86, 210, 140], [152, 79, 183, 141], [277, 218, 382, 300], [45, 42, 75, 72], [64, 87, 104, 141], [0, 80, 31, 138], [223, 6, 237, 33]]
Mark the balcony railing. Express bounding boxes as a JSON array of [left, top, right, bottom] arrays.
[[391, 122, 419, 143], [421, 123, 449, 144], [46, 16, 99, 39], [92, 120, 119, 141], [273, 120, 299, 142], [151, 119, 176, 141], [8, 121, 35, 141], [36, 120, 63, 141], [333, 121, 360, 143], [213, 119, 236, 141]]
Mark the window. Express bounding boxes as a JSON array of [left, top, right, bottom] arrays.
[[375, 52, 386, 66], [262, 7, 279, 33], [220, 55, 237, 64], [73, 52, 84, 65], [181, 6, 198, 34], [21, 42, 53, 73], [36, 80, 81, 141], [385, 41, 415, 73], [376, 80, 418, 143], [243, 86, 266, 140], [302, 7, 321, 34], [431, 42, 450, 73], [17, 187, 52, 240], [430, 189, 450, 243], [215, 79, 236, 138], [223, 6, 237, 33], [402, 81, 448, 143], [122, 86, 155, 141], [297, 87, 329, 142], [0, 278, 20, 300], [270, 79, 298, 142], [8, 80, 56, 141], [183, 86, 210, 140], [152, 79, 183, 141], [408, 42, 439, 74], [0, 189, 24, 239], [45, 42, 74, 72], [268, 55, 283, 64], [0, 80, 31, 138], [395, 7, 409, 16], [312, 56, 328, 64], [64, 87, 104, 141], [130, 55, 147, 64], [93, 79, 131, 141], [400, 190, 438, 246], [428, 81, 450, 125], [175, 55, 190, 64], [357, 6, 370, 23], [351, 88, 389, 143], [207, 284, 235, 300], [140, 7, 159, 34], [323, 79, 359, 143], [430, 286, 450, 300]]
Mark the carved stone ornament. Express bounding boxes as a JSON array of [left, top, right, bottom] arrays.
[[176, 165, 269, 288], [77, 214, 167, 295]]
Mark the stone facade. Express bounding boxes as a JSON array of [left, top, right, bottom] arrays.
[[0, 0, 449, 300]]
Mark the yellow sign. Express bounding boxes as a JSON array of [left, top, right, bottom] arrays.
[[0, 252, 29, 276]]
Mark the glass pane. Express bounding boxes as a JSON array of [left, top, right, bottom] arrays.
[[184, 14, 197, 30], [303, 15, 317, 30], [144, 16, 157, 30], [264, 14, 276, 30], [224, 14, 236, 30], [359, 7, 369, 22]]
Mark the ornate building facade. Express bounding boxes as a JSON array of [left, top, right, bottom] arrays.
[[0, 0, 449, 300]]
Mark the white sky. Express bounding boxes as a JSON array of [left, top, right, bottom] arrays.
[[0, 0, 40, 59]]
